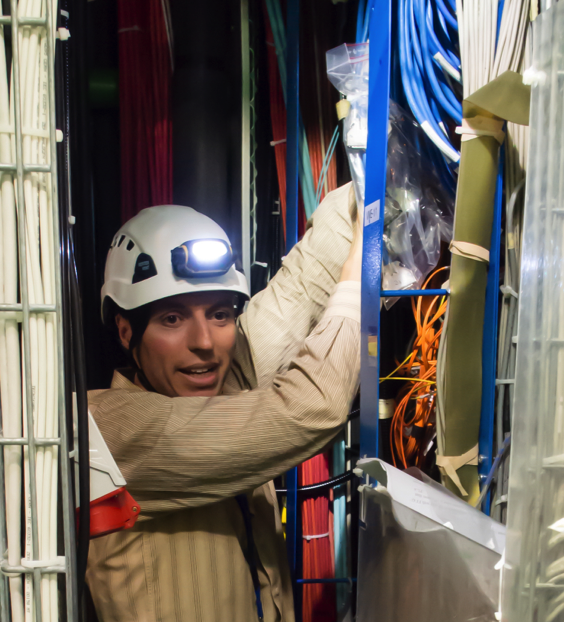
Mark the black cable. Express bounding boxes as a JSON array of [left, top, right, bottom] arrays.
[[54, 1, 90, 600], [70, 233, 91, 595], [275, 470, 357, 495], [348, 407, 359, 420]]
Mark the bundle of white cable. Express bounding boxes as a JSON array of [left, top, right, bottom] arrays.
[[2, 1, 59, 621], [0, 7, 24, 622], [457, 0, 530, 98]]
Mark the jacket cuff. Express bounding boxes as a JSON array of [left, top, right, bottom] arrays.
[[324, 281, 361, 324]]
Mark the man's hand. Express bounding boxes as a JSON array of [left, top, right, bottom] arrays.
[[340, 200, 363, 282]]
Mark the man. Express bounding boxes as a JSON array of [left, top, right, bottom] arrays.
[[86, 182, 361, 622]]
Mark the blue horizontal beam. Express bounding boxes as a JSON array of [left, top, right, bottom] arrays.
[[381, 289, 449, 297], [297, 578, 357, 584]]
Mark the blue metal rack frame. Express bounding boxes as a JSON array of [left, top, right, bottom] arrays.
[[281, 0, 501, 617]]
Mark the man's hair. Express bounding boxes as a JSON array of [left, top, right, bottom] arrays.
[[105, 298, 152, 364]]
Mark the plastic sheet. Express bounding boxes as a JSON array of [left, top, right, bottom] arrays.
[[327, 44, 454, 301], [357, 485, 501, 622], [503, 5, 564, 621]]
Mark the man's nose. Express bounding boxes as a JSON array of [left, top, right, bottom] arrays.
[[187, 313, 213, 352]]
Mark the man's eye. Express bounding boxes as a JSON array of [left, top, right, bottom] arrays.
[[214, 311, 228, 321], [164, 314, 179, 325]]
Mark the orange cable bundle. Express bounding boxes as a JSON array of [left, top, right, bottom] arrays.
[[389, 268, 449, 469]]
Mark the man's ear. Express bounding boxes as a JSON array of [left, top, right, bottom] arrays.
[[115, 314, 132, 350]]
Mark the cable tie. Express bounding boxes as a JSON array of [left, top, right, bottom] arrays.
[[270, 138, 286, 147], [21, 557, 65, 570], [523, 66, 546, 87], [57, 27, 70, 41], [455, 116, 505, 145], [496, 378, 515, 385], [500, 285, 518, 299], [336, 99, 351, 121], [0, 555, 20, 577], [118, 25, 142, 34], [60, 9, 69, 18], [436, 443, 479, 497], [0, 124, 51, 139], [56, 129, 63, 143], [450, 240, 490, 263], [302, 532, 329, 541]]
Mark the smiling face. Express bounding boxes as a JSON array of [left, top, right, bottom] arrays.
[[116, 291, 238, 397]]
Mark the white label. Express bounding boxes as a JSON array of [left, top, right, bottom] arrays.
[[365, 200, 380, 227]]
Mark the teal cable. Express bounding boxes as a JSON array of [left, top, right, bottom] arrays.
[[333, 439, 348, 616], [315, 126, 339, 207], [265, 0, 317, 219]]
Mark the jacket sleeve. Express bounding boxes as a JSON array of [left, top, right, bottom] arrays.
[[91, 285, 360, 519], [231, 182, 356, 390]]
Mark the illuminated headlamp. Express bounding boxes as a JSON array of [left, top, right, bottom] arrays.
[[171, 239, 234, 278]]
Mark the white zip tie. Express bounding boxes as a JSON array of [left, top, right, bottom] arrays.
[[57, 28, 71, 41], [501, 285, 518, 299], [270, 138, 286, 147], [496, 378, 515, 385], [302, 532, 330, 541], [0, 557, 65, 576], [0, 124, 51, 139], [21, 557, 65, 570]]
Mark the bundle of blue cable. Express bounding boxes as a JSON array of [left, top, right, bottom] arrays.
[[398, 0, 462, 187]]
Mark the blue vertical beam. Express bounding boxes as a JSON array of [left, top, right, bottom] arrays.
[[478, 157, 504, 515], [285, 0, 301, 610], [285, 0, 299, 254], [360, 0, 392, 459]]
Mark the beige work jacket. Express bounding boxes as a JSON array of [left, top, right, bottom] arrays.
[[86, 183, 360, 622]]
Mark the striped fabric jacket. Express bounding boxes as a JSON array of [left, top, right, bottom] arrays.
[[86, 183, 360, 622]]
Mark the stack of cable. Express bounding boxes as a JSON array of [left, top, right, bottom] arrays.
[[396, 0, 462, 194], [385, 268, 449, 469], [118, 0, 173, 223]]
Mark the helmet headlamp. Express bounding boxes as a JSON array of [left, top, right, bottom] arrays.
[[171, 239, 234, 278]]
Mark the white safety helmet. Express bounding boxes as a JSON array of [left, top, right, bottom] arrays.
[[101, 205, 250, 324]]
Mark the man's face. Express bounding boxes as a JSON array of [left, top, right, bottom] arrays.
[[117, 291, 238, 398]]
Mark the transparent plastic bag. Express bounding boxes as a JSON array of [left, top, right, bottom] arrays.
[[326, 43, 369, 209], [327, 44, 455, 306]]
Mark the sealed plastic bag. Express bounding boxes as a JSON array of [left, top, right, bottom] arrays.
[[327, 44, 455, 304], [326, 43, 369, 208]]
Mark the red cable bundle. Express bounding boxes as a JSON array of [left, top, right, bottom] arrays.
[[299, 454, 336, 622], [118, 0, 173, 223]]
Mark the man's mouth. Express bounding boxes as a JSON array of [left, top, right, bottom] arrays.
[[178, 364, 220, 386]]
